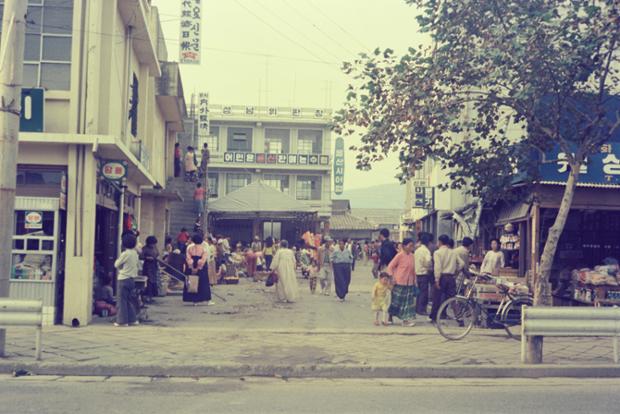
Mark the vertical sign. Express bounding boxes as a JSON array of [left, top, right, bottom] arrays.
[[180, 0, 202, 64], [198, 92, 209, 138], [334, 138, 345, 195]]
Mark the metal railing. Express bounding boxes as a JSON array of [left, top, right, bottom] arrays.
[[0, 299, 43, 360], [521, 305, 620, 364]]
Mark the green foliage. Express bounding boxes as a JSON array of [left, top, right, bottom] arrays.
[[335, 0, 620, 203]]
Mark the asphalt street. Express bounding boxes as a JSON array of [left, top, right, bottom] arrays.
[[1, 376, 618, 414]]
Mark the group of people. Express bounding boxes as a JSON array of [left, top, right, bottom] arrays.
[[174, 142, 210, 182]]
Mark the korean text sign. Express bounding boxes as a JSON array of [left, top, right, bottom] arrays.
[[334, 138, 345, 195], [180, 0, 202, 64]]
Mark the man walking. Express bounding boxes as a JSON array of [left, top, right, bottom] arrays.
[[415, 232, 433, 316], [318, 237, 334, 295], [378, 229, 397, 273], [429, 235, 463, 322], [454, 237, 473, 292]]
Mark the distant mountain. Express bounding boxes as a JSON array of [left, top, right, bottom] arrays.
[[333, 183, 406, 209]]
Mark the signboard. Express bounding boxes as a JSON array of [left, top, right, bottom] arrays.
[[539, 143, 620, 185], [334, 137, 345, 195], [414, 186, 434, 209], [179, 0, 202, 64], [101, 160, 128, 182], [198, 92, 209, 137], [223, 152, 329, 166], [20, 88, 44, 132], [25, 211, 43, 230]]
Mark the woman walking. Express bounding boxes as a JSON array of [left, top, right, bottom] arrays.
[[206, 236, 218, 286], [331, 239, 354, 302], [183, 233, 213, 305], [263, 237, 275, 271], [271, 240, 299, 303], [387, 238, 417, 327], [140, 236, 160, 302], [114, 233, 140, 327]]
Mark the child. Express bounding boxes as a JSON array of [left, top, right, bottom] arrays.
[[307, 258, 319, 294], [372, 272, 392, 326], [114, 233, 140, 327], [94, 275, 117, 317]]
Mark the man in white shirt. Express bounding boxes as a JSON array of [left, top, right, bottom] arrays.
[[429, 235, 464, 322], [414, 232, 434, 315]]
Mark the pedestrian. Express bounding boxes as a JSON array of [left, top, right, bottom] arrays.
[[481, 238, 504, 276], [415, 232, 434, 316], [176, 227, 190, 253], [206, 237, 218, 286], [454, 237, 474, 292], [429, 235, 464, 322], [378, 229, 397, 272], [307, 257, 319, 294], [251, 235, 262, 253], [174, 142, 181, 178], [184, 233, 213, 305], [318, 237, 334, 295], [94, 275, 117, 317], [386, 238, 417, 326], [114, 233, 140, 327], [140, 235, 160, 302], [271, 240, 299, 303], [200, 142, 210, 177], [372, 272, 392, 326], [245, 244, 258, 280], [370, 241, 380, 278], [184, 146, 197, 181], [331, 239, 354, 302], [263, 237, 275, 271], [193, 182, 205, 217]]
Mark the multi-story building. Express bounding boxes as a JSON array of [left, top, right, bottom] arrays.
[[6, 0, 186, 325], [205, 105, 333, 242]]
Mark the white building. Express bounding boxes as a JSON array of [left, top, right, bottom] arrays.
[[6, 0, 186, 325], [205, 105, 333, 242]]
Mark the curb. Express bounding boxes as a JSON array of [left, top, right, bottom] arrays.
[[1, 362, 620, 379]]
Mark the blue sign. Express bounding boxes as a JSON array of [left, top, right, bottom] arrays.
[[334, 137, 345, 195], [540, 143, 620, 185], [20, 88, 44, 132]]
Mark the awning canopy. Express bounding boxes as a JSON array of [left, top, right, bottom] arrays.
[[496, 202, 531, 226], [208, 181, 316, 218], [330, 213, 377, 231]]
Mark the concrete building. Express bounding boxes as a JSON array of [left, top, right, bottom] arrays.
[[205, 105, 333, 242], [7, 0, 186, 325]]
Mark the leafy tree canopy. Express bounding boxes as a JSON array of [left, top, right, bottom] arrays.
[[334, 0, 620, 202]]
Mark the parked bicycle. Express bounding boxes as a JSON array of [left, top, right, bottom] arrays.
[[435, 270, 532, 341]]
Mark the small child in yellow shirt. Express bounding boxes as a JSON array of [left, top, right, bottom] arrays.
[[372, 272, 392, 326]]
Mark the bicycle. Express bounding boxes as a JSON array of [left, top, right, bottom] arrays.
[[435, 270, 533, 341]]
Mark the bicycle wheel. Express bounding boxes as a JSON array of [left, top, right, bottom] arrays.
[[502, 297, 532, 340], [435, 297, 476, 340]]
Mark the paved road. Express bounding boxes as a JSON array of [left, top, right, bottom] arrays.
[[1, 376, 619, 414]]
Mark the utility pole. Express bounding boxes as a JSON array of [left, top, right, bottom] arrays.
[[0, 0, 28, 357]]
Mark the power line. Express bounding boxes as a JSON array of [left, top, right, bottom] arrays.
[[231, 0, 330, 64], [254, 0, 342, 62], [280, 0, 358, 59], [304, 0, 372, 53]]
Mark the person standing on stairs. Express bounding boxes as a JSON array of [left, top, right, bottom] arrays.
[[200, 143, 210, 178], [193, 182, 205, 218], [184, 146, 198, 181], [174, 143, 181, 177]]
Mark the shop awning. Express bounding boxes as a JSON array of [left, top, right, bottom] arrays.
[[208, 181, 316, 216], [496, 202, 531, 226]]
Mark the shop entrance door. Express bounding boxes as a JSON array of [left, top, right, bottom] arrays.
[[263, 221, 282, 241]]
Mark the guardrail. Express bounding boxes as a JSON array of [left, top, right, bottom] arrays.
[[0, 299, 43, 360], [521, 305, 620, 364]]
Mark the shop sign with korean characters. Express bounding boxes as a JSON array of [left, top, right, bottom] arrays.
[[540, 143, 620, 185], [223, 152, 329, 166], [101, 160, 128, 183], [198, 92, 209, 136], [25, 211, 43, 230], [334, 137, 345, 195], [179, 0, 202, 64]]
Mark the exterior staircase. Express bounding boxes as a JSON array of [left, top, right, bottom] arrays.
[[167, 175, 205, 236]]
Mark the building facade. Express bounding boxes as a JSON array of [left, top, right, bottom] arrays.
[[6, 0, 186, 325], [205, 105, 333, 241]]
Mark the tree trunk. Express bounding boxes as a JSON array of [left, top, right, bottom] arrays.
[[526, 163, 580, 363], [0, 0, 27, 357]]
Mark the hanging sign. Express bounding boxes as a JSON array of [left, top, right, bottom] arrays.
[[101, 160, 128, 182], [25, 211, 43, 230], [334, 137, 345, 195], [198, 92, 209, 137], [179, 0, 202, 64]]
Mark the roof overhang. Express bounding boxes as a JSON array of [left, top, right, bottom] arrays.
[[118, 0, 161, 76]]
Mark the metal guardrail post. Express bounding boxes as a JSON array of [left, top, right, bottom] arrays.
[[521, 304, 527, 364]]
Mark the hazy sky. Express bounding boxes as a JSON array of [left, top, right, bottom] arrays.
[[152, 0, 429, 190]]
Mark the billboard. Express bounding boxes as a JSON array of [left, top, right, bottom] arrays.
[[334, 137, 345, 195]]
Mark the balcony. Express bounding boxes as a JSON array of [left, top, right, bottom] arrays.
[[156, 62, 186, 132], [130, 140, 151, 172]]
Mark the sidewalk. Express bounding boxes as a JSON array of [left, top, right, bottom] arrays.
[[1, 264, 618, 378]]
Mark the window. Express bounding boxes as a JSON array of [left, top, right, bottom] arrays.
[[298, 129, 322, 154], [296, 176, 322, 200], [207, 173, 219, 198], [206, 126, 219, 152], [7, 0, 75, 91], [227, 127, 252, 152], [226, 173, 251, 194], [263, 174, 289, 193], [265, 128, 290, 154]]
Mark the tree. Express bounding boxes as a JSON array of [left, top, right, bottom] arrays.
[[334, 0, 620, 363]]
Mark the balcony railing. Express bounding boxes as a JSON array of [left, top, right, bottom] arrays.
[[129, 140, 151, 172]]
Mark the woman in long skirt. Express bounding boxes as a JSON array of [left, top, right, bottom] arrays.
[[183, 233, 213, 305], [331, 239, 354, 302], [271, 240, 299, 303], [206, 237, 218, 286]]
